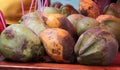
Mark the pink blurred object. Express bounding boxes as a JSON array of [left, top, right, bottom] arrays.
[[0, 10, 6, 34], [0, 10, 6, 60]]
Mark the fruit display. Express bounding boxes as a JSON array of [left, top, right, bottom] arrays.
[[0, 0, 119, 66], [74, 26, 118, 65]]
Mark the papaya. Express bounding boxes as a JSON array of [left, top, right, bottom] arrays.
[[96, 14, 116, 23], [19, 11, 47, 35], [74, 26, 118, 65], [41, 7, 60, 14], [0, 24, 44, 62], [96, 14, 120, 49], [39, 28, 75, 63], [79, 0, 100, 18], [67, 14, 85, 28], [76, 17, 100, 36]]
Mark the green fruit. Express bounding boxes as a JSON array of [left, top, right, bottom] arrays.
[[60, 4, 79, 17], [74, 26, 118, 65], [41, 7, 60, 14], [19, 11, 47, 35], [0, 24, 44, 62], [76, 17, 99, 36], [67, 14, 85, 28]]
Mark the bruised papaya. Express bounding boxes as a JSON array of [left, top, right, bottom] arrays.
[[0, 24, 44, 62], [39, 28, 75, 63], [74, 26, 118, 65], [79, 0, 100, 18]]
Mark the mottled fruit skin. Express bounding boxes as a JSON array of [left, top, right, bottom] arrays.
[[93, 0, 110, 14], [104, 3, 120, 18], [0, 24, 44, 62], [79, 0, 100, 18], [74, 26, 118, 65], [42, 14, 77, 42], [67, 14, 85, 28], [41, 7, 60, 14], [76, 17, 99, 36], [97, 15, 120, 50], [40, 28, 75, 63], [96, 15, 116, 23], [19, 11, 47, 35]]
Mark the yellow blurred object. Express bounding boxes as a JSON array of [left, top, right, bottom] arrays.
[[0, 0, 34, 24]]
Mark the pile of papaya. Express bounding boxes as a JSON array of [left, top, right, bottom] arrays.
[[0, 0, 120, 66]]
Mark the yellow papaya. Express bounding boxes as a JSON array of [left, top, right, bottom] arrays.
[[40, 28, 75, 63]]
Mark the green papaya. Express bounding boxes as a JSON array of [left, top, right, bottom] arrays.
[[74, 26, 118, 65]]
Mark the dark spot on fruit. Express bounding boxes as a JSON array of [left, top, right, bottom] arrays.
[[48, 35, 54, 40], [80, 8, 88, 16], [88, 6, 93, 10], [53, 42, 59, 47], [12, 51, 24, 61], [4, 29, 15, 39], [52, 49, 60, 55], [20, 39, 28, 51], [58, 35, 75, 62]]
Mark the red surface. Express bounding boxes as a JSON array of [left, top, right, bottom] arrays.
[[0, 53, 120, 70], [0, 10, 6, 33]]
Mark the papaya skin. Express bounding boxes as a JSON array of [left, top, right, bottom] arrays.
[[74, 26, 118, 65], [42, 14, 78, 42], [0, 24, 44, 62], [40, 28, 75, 63], [79, 0, 100, 18]]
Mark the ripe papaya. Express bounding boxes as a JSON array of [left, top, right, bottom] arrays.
[[40, 28, 75, 63]]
